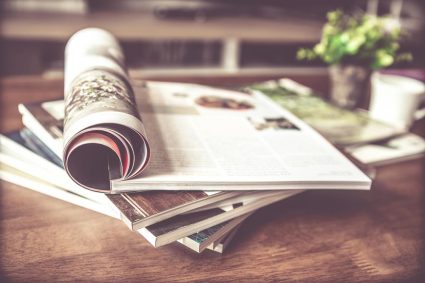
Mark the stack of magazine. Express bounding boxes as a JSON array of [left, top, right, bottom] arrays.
[[0, 28, 373, 254]]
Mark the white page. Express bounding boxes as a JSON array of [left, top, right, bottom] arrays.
[[114, 82, 370, 190]]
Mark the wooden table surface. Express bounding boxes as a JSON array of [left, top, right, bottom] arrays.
[[1, 75, 424, 282]]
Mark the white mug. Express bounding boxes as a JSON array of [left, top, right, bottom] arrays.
[[369, 72, 425, 130]]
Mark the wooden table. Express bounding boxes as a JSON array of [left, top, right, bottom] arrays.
[[1, 75, 424, 282]]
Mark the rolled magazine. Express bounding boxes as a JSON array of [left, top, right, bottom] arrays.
[[63, 28, 150, 192]]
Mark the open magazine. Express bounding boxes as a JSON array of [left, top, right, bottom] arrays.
[[244, 78, 404, 146], [60, 28, 371, 193]]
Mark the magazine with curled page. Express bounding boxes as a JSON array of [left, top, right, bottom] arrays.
[[49, 28, 371, 193], [18, 99, 309, 232]]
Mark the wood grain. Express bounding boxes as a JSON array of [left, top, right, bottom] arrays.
[[1, 75, 425, 282]]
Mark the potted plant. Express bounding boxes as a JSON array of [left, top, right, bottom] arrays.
[[297, 10, 412, 109]]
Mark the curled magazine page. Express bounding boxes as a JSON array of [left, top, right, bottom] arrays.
[[63, 28, 150, 192]]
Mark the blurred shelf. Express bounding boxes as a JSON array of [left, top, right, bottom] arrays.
[[129, 66, 329, 78], [41, 66, 328, 79], [1, 11, 322, 42]]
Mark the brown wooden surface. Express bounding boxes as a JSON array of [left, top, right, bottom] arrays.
[[1, 75, 425, 282]]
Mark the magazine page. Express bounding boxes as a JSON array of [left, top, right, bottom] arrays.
[[112, 81, 371, 191], [245, 78, 404, 145], [62, 28, 150, 192]]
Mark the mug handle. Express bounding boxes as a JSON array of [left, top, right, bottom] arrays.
[[414, 95, 425, 121]]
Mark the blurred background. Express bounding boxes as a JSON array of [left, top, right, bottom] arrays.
[[0, 0, 424, 78]]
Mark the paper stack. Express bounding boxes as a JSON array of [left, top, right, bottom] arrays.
[[0, 28, 372, 254]]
